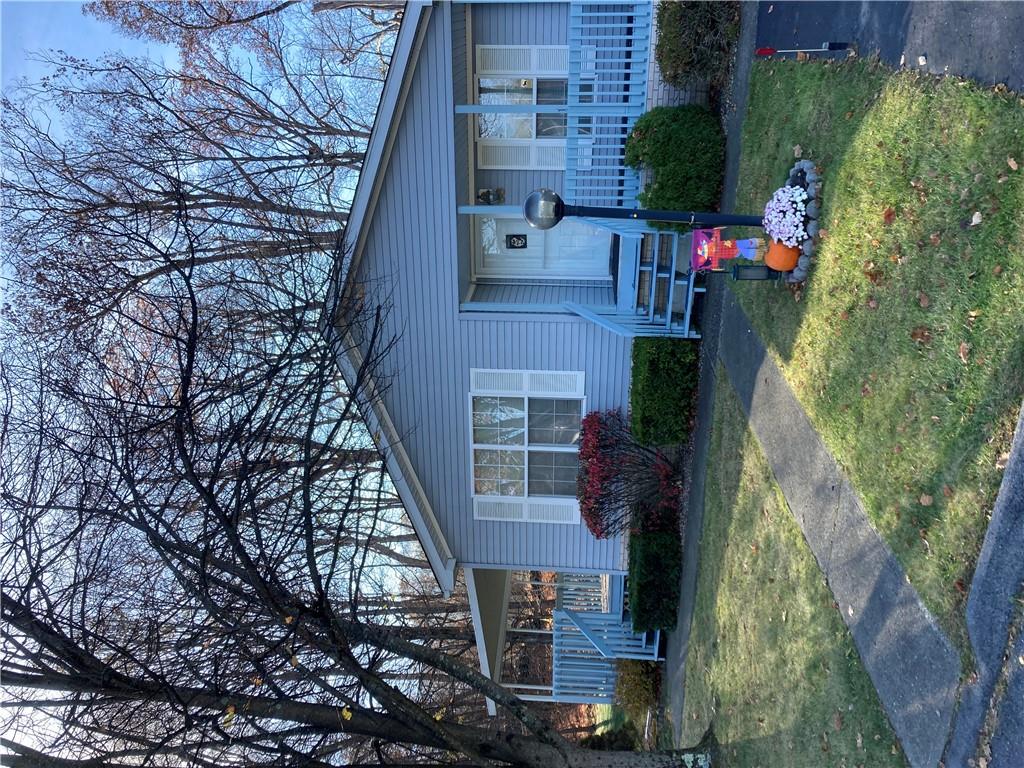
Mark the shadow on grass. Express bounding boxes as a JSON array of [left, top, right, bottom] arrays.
[[679, 364, 907, 765], [732, 59, 891, 361], [733, 56, 1024, 661]]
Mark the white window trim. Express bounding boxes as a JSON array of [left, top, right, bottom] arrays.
[[468, 369, 584, 525], [474, 45, 569, 171]]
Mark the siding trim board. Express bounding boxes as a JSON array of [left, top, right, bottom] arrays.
[[327, 0, 433, 314], [330, 333, 457, 596]]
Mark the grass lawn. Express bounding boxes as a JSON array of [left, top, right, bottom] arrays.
[[681, 367, 905, 766], [733, 58, 1024, 659]]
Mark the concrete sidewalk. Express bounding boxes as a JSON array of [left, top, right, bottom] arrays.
[[663, 4, 1024, 764], [717, 291, 961, 768]]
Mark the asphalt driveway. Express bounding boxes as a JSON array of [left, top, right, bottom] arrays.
[[757, 1, 1024, 91]]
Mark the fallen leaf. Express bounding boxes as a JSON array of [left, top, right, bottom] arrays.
[[861, 382, 873, 397], [958, 341, 971, 364], [955, 578, 967, 595], [970, 211, 983, 226], [930, 232, 942, 246], [996, 452, 1010, 470], [918, 291, 930, 308], [911, 326, 932, 344], [920, 494, 933, 507], [893, 443, 903, 454], [857, 732, 864, 750], [1009, 156, 1019, 171], [993, 264, 1003, 275], [793, 144, 803, 158], [819, 228, 829, 240], [796, 51, 809, 62], [866, 297, 879, 310], [863, 260, 884, 284], [943, 484, 954, 498], [845, 110, 854, 119], [882, 206, 896, 225], [833, 711, 844, 731], [998, 172, 1010, 183], [284, 616, 294, 625], [840, 310, 850, 321]]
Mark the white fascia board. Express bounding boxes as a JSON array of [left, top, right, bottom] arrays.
[[323, 0, 433, 324], [331, 334, 456, 596]]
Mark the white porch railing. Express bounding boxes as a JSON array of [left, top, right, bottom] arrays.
[[551, 608, 660, 703], [564, 2, 653, 209]]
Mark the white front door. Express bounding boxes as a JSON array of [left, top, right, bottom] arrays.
[[474, 216, 610, 280]]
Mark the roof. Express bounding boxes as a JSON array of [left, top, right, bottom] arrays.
[[321, 0, 456, 595]]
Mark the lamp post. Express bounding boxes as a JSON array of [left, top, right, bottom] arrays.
[[522, 188, 764, 231]]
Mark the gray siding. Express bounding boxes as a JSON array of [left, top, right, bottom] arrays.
[[355, 3, 630, 573], [471, 281, 614, 307]]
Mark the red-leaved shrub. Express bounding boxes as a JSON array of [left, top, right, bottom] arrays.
[[577, 410, 681, 538]]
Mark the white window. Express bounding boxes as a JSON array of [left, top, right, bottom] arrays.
[[469, 369, 584, 524], [475, 46, 570, 171]]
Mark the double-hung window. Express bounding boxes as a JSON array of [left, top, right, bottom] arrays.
[[475, 46, 569, 171], [469, 369, 584, 524]]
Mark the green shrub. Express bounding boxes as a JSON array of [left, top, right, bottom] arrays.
[[655, 1, 739, 89], [630, 338, 700, 447], [628, 530, 681, 632], [625, 105, 725, 213], [615, 660, 661, 727], [579, 721, 641, 751]]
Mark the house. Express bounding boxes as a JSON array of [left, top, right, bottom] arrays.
[[327, 0, 701, 710]]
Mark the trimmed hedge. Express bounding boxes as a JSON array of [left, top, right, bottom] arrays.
[[625, 105, 726, 214], [655, 0, 739, 89], [628, 530, 681, 632], [630, 338, 700, 447]]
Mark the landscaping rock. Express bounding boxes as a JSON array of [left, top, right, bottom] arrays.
[[806, 201, 820, 219], [807, 221, 820, 239], [798, 254, 811, 270], [802, 238, 815, 256]]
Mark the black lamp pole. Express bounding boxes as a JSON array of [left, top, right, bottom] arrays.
[[523, 188, 764, 230]]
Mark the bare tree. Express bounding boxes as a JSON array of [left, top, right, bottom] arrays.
[[83, 1, 401, 76], [1, 9, 712, 764], [0, 199, 712, 765]]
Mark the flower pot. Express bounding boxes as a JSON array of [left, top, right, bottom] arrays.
[[765, 240, 800, 271]]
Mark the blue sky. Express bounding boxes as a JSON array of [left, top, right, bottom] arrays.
[[2, 0, 175, 91]]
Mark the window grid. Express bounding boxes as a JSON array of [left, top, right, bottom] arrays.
[[471, 396, 581, 501]]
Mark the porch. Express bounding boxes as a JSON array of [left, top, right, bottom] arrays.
[[453, 2, 705, 338], [466, 568, 660, 711]]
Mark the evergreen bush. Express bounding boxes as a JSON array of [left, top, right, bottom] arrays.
[[628, 530, 681, 632], [625, 105, 725, 214], [630, 338, 700, 447]]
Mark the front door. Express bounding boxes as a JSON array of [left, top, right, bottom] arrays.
[[474, 215, 610, 280]]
